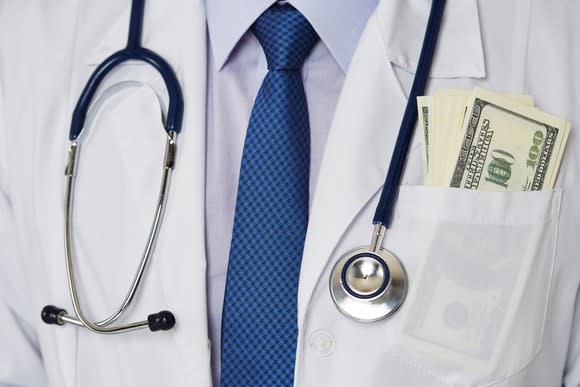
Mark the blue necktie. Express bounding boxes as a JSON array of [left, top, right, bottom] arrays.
[[220, 4, 318, 386]]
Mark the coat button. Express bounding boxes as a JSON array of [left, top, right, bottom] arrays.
[[309, 330, 335, 356]]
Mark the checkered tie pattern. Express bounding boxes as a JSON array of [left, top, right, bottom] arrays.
[[220, 4, 318, 386]]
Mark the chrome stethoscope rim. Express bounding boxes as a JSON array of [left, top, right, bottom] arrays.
[[330, 225, 408, 323]]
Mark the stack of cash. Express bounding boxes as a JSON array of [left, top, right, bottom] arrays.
[[417, 88, 570, 191]]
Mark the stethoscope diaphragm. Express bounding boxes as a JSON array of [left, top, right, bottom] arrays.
[[330, 242, 408, 322]]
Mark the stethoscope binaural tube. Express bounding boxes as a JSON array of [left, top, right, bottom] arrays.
[[330, 0, 446, 322], [41, 0, 183, 334]]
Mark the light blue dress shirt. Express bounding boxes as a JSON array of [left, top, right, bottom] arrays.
[[204, 0, 377, 383]]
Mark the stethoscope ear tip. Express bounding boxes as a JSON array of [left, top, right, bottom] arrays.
[[41, 305, 67, 325], [148, 310, 176, 332]]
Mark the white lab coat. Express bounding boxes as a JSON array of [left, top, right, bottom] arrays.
[[0, 0, 579, 386]]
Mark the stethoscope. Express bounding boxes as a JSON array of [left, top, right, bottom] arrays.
[[40, 0, 445, 334], [329, 0, 446, 322], [41, 0, 182, 334]]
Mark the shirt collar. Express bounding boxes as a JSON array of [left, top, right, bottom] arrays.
[[205, 0, 378, 73]]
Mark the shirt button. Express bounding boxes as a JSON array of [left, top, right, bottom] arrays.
[[309, 330, 335, 356]]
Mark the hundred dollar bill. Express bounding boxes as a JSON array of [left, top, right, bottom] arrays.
[[418, 89, 534, 186], [449, 89, 570, 191], [417, 96, 430, 176]]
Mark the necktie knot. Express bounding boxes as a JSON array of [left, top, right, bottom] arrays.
[[252, 4, 319, 71]]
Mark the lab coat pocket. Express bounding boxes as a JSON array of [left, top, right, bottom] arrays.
[[391, 185, 562, 386]]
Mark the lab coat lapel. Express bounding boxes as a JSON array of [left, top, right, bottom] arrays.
[[297, 0, 486, 327]]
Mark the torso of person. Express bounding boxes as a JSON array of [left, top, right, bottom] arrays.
[[0, 1, 578, 386]]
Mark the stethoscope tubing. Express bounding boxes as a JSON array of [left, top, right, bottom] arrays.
[[372, 0, 446, 228], [69, 0, 183, 140]]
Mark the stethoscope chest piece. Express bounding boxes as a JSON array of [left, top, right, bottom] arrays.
[[330, 230, 408, 322]]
